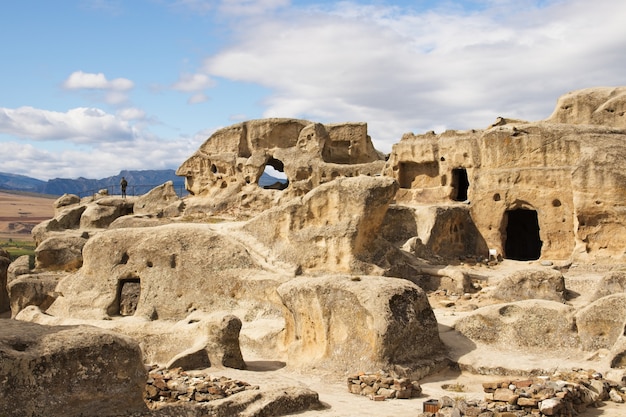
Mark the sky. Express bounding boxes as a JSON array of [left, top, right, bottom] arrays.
[[1, 0, 625, 181]]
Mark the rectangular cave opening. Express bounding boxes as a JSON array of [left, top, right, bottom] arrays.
[[116, 277, 141, 316], [504, 209, 543, 261], [451, 168, 469, 201]]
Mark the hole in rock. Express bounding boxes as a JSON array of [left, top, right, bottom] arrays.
[[451, 168, 469, 201], [117, 277, 140, 316], [504, 209, 542, 261], [260, 157, 289, 190]]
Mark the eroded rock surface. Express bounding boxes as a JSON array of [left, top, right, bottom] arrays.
[[243, 175, 398, 274], [277, 275, 445, 377], [0, 319, 148, 417]]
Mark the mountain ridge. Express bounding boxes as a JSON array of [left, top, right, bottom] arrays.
[[0, 170, 185, 197], [0, 169, 285, 197]]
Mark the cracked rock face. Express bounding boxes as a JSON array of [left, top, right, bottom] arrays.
[[0, 319, 147, 417]]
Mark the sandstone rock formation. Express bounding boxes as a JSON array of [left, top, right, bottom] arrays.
[[242, 176, 398, 274], [45, 222, 283, 321], [176, 118, 386, 216], [0, 319, 148, 417], [546, 86, 626, 127], [383, 87, 626, 262], [6, 87, 626, 416], [490, 268, 566, 303], [7, 271, 63, 318], [453, 300, 580, 349], [277, 275, 445, 376]]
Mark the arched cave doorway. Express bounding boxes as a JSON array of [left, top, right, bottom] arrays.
[[116, 277, 140, 316], [451, 168, 469, 201], [504, 209, 542, 261], [260, 157, 289, 190]]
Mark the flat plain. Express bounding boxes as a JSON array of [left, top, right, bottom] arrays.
[[0, 190, 55, 241]]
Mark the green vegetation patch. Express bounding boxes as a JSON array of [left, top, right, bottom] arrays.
[[0, 238, 36, 262]]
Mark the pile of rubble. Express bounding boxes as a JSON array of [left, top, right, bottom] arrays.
[[419, 370, 626, 417], [144, 366, 259, 407], [347, 371, 423, 401]]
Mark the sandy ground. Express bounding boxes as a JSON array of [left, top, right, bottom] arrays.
[[0, 191, 55, 241]]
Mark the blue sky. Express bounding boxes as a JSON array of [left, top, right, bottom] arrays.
[[1, 0, 625, 180]]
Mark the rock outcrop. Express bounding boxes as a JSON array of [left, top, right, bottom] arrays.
[[453, 300, 580, 349], [8, 87, 626, 415], [383, 87, 626, 262], [490, 268, 566, 303], [243, 175, 398, 274], [0, 319, 148, 417], [176, 118, 386, 216], [45, 223, 283, 321], [277, 275, 445, 377]]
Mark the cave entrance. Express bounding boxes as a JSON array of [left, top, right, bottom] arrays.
[[451, 168, 469, 201], [116, 277, 140, 316], [504, 209, 542, 261], [260, 157, 289, 190]]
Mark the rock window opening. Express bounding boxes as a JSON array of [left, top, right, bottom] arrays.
[[260, 157, 289, 190], [504, 209, 542, 261], [116, 277, 140, 316], [451, 168, 469, 201]]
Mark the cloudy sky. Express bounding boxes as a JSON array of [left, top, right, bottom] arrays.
[[1, 0, 625, 180]]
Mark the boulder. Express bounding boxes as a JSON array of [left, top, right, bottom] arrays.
[[6, 254, 30, 283], [454, 300, 579, 349], [19, 307, 246, 370], [109, 214, 173, 229], [575, 293, 626, 351], [133, 181, 183, 217], [31, 204, 87, 245], [590, 271, 626, 301], [491, 268, 566, 302], [34, 233, 87, 270], [79, 197, 134, 228], [0, 319, 147, 417], [154, 386, 322, 417], [7, 272, 62, 317], [277, 275, 445, 376], [53, 193, 80, 214], [243, 176, 398, 274], [166, 313, 245, 370]]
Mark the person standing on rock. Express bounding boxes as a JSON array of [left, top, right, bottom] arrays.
[[120, 177, 128, 198]]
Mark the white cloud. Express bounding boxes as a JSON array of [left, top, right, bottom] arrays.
[[63, 71, 134, 105], [218, 0, 290, 15], [0, 130, 205, 180], [63, 71, 134, 91], [188, 93, 209, 104], [118, 107, 146, 121], [202, 0, 626, 151], [172, 73, 215, 92], [0, 106, 135, 143]]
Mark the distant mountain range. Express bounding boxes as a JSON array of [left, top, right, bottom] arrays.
[[0, 169, 286, 197]]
